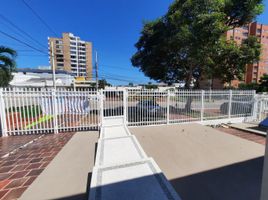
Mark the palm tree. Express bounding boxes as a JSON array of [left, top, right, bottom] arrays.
[[0, 46, 17, 87]]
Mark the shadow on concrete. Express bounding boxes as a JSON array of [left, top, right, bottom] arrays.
[[249, 126, 267, 132], [53, 157, 264, 200], [88, 173, 180, 200], [170, 157, 264, 200]]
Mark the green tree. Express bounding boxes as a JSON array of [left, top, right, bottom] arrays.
[[98, 79, 111, 89], [131, 0, 263, 89], [0, 46, 17, 87], [145, 82, 158, 89], [258, 74, 268, 92], [238, 82, 259, 90], [204, 36, 261, 85]]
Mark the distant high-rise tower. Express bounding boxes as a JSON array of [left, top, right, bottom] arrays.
[[48, 33, 93, 79]]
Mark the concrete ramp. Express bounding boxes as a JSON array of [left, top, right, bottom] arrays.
[[95, 135, 147, 166], [100, 125, 130, 139], [89, 117, 181, 200]]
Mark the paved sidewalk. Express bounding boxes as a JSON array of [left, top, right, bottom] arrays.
[[229, 123, 267, 136], [0, 132, 75, 200], [217, 127, 266, 145], [0, 135, 40, 158]]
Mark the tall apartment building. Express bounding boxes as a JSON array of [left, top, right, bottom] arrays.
[[226, 22, 268, 86], [48, 33, 93, 80]]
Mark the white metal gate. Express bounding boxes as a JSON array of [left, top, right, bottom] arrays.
[[100, 90, 126, 126]]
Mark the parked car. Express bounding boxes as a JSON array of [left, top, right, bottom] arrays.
[[220, 101, 252, 115], [127, 100, 166, 122], [136, 100, 165, 117]]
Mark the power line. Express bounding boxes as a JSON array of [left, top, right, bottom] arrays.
[[99, 69, 145, 81], [100, 76, 131, 83], [0, 14, 47, 50], [21, 0, 57, 36], [100, 64, 136, 71], [18, 54, 48, 57], [15, 49, 37, 52], [0, 20, 35, 46], [100, 74, 140, 83], [0, 30, 47, 55]]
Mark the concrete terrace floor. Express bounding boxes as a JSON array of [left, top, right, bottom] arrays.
[[130, 124, 265, 200], [0, 124, 266, 200]]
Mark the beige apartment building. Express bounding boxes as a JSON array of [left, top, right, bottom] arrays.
[[226, 22, 268, 87], [200, 22, 268, 89], [48, 33, 93, 80]]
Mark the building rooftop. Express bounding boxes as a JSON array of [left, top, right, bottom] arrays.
[[16, 68, 75, 76]]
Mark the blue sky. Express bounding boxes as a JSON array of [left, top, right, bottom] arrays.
[[0, 0, 268, 85]]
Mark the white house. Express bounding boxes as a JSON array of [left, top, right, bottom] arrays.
[[9, 68, 75, 87]]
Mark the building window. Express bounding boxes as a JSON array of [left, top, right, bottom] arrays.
[[56, 45, 62, 49], [242, 32, 248, 37], [242, 26, 249, 30], [56, 40, 62, 44]]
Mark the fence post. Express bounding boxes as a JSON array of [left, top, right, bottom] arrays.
[[201, 90, 205, 122], [52, 89, 58, 134], [0, 89, 8, 137], [167, 90, 170, 124], [99, 89, 104, 127], [228, 90, 233, 119], [259, 95, 264, 121], [252, 91, 258, 121], [123, 89, 128, 125]]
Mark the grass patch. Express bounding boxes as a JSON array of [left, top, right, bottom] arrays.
[[7, 105, 42, 119]]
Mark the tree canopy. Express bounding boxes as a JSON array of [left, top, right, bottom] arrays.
[[0, 46, 17, 87], [131, 0, 263, 88]]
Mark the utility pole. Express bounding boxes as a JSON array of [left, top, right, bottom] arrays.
[[95, 51, 98, 91], [51, 41, 56, 89]]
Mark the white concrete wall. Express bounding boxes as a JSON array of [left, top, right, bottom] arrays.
[[261, 135, 268, 200]]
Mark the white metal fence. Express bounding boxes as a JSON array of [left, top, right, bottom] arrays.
[[0, 88, 100, 136], [127, 89, 255, 126], [0, 88, 259, 136], [255, 94, 268, 122]]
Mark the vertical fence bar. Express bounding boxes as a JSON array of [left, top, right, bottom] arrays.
[[0, 89, 8, 137], [123, 89, 128, 125], [201, 90, 205, 122], [99, 89, 104, 127], [259, 96, 263, 121], [52, 89, 59, 134], [228, 90, 233, 119], [167, 90, 170, 124]]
